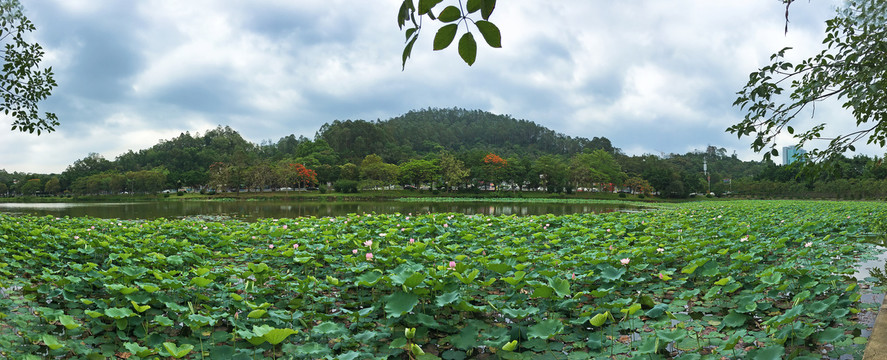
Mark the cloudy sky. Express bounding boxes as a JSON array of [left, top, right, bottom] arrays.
[[1, 0, 870, 174]]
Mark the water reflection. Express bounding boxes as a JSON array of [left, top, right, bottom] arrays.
[[0, 200, 638, 221]]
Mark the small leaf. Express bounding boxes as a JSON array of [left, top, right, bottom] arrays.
[[434, 24, 459, 50], [481, 0, 496, 20], [466, 0, 482, 13], [418, 0, 444, 15], [402, 36, 417, 70], [475, 21, 501, 48], [438, 6, 461, 22], [458, 32, 477, 65]]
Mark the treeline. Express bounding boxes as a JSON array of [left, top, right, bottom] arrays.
[[2, 108, 887, 199]]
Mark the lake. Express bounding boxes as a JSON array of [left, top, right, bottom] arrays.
[[0, 199, 641, 221]]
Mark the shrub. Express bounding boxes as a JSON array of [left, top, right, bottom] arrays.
[[334, 180, 359, 194], [319, 185, 328, 194], [618, 193, 627, 198], [177, 191, 184, 196]]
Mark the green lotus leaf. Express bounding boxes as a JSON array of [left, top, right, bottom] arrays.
[[124, 342, 155, 357], [656, 329, 688, 342], [548, 277, 570, 298], [42, 334, 64, 350], [589, 312, 610, 327], [247, 309, 267, 318], [527, 318, 564, 339], [436, 290, 461, 307], [816, 327, 845, 343], [312, 321, 345, 335], [263, 328, 298, 345], [191, 277, 213, 287], [131, 301, 151, 313], [722, 311, 747, 328], [752, 345, 785, 360], [104, 307, 134, 319], [162, 342, 194, 359], [355, 270, 383, 287], [154, 315, 173, 326], [599, 266, 625, 281], [385, 291, 419, 318], [502, 307, 539, 319], [58, 314, 80, 330]]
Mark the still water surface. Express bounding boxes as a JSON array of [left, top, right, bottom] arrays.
[[0, 200, 639, 221]]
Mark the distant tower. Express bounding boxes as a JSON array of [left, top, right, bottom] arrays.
[[782, 146, 807, 165]]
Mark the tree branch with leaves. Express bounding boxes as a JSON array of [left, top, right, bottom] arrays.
[[398, 0, 501, 68], [1, 0, 57, 134], [729, 0, 886, 166]]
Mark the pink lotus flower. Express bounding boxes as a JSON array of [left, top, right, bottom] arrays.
[[268, 244, 274, 249], [409, 238, 415, 244], [293, 244, 299, 249], [572, 273, 576, 280], [804, 242, 812, 248], [364, 240, 373, 247], [366, 253, 373, 261], [73, 236, 79, 240], [657, 248, 664, 253], [448, 261, 456, 269], [352, 249, 358, 254], [443, 224, 449, 228], [740, 236, 748, 242], [282, 225, 288, 229], [620, 258, 630, 265]]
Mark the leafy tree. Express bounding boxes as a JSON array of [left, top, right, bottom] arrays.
[[339, 163, 359, 181], [19, 178, 40, 195], [208, 162, 231, 192], [1, 0, 58, 134], [397, 0, 500, 68], [398, 159, 439, 188], [438, 152, 469, 191], [43, 177, 59, 195], [0, 182, 6, 195], [623, 176, 652, 195], [248, 161, 277, 192], [359, 154, 399, 189], [534, 155, 568, 193], [730, 0, 886, 164]]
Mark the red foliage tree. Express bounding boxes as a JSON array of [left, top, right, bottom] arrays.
[[482, 153, 508, 189], [289, 163, 318, 190]]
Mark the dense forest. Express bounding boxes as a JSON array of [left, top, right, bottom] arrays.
[[1, 108, 887, 199]]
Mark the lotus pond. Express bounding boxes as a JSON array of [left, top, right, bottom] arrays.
[[0, 200, 885, 359]]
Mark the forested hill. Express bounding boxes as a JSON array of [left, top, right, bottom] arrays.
[[317, 108, 615, 163]]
